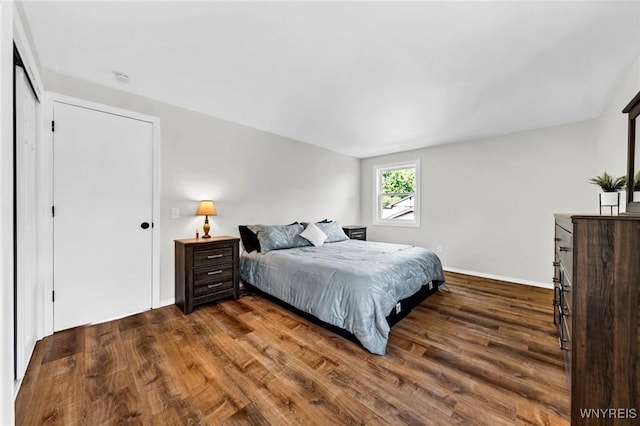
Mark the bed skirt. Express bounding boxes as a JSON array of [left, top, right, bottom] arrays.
[[242, 280, 442, 348]]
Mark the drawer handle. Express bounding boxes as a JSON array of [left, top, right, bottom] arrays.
[[552, 261, 560, 267], [207, 254, 223, 259], [559, 246, 572, 252], [207, 270, 223, 276], [208, 283, 224, 289], [558, 337, 570, 351], [552, 278, 560, 284]]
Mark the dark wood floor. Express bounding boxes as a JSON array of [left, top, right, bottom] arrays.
[[15, 272, 569, 425]]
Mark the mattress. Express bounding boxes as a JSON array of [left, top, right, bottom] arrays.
[[240, 239, 445, 355]]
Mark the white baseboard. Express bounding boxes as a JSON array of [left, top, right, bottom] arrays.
[[443, 267, 553, 289], [157, 298, 175, 308]]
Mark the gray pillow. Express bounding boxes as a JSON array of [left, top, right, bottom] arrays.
[[257, 223, 310, 253], [316, 221, 349, 243]]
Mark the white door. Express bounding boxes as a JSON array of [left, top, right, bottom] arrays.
[[15, 67, 38, 380], [53, 101, 153, 331]]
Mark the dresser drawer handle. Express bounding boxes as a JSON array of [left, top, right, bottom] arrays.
[[207, 254, 224, 259], [558, 337, 570, 351], [559, 246, 572, 252], [552, 278, 560, 284], [207, 283, 224, 289], [552, 261, 560, 267], [207, 270, 223, 276]]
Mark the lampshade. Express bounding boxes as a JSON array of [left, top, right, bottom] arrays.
[[196, 200, 217, 216]]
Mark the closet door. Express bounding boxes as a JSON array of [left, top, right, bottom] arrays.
[[53, 101, 154, 331], [15, 66, 38, 381]]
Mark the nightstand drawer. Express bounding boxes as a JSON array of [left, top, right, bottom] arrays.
[[349, 230, 366, 240], [342, 226, 367, 241], [194, 266, 233, 286], [194, 280, 235, 297], [194, 247, 234, 267]]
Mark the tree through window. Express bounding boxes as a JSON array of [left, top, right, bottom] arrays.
[[374, 160, 420, 227]]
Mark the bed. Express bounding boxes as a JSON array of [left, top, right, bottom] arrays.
[[239, 222, 445, 355]]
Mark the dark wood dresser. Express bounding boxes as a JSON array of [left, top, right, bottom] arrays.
[[342, 226, 367, 241], [554, 214, 640, 424], [175, 236, 240, 314]]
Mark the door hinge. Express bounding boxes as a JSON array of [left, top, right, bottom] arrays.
[[52, 205, 55, 217], [52, 290, 55, 302], [51, 120, 55, 132]]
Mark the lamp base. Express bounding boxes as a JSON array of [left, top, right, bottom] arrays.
[[202, 218, 211, 238]]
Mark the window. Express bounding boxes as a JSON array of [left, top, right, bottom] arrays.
[[373, 160, 420, 227]]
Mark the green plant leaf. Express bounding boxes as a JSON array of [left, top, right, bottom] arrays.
[[589, 172, 626, 192]]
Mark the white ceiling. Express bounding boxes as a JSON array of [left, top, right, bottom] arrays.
[[21, 1, 640, 158]]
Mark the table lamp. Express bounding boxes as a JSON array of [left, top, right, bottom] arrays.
[[196, 200, 217, 238]]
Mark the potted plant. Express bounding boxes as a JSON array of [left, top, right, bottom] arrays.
[[589, 172, 626, 206], [633, 171, 640, 202]]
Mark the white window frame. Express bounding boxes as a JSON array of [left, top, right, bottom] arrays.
[[373, 159, 421, 227]]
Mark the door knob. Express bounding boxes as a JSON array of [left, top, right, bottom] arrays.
[[140, 222, 150, 229]]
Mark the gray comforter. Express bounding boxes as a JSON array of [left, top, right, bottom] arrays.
[[240, 239, 445, 355]]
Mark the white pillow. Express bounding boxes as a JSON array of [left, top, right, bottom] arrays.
[[300, 222, 328, 247]]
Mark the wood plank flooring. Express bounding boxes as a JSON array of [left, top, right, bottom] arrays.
[[15, 272, 569, 425]]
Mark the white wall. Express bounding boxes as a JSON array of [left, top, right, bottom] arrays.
[[42, 70, 360, 303], [360, 52, 640, 287], [0, 3, 15, 425], [361, 120, 597, 286], [595, 56, 640, 200]]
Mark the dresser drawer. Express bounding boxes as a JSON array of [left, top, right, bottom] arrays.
[[559, 287, 571, 352], [560, 270, 573, 315], [193, 247, 234, 267], [559, 310, 571, 346], [559, 311, 571, 392], [194, 280, 235, 297], [553, 259, 561, 325], [555, 224, 573, 279], [553, 255, 561, 287], [194, 265, 233, 286]]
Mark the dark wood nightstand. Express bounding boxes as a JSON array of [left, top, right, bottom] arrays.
[[342, 226, 367, 241], [175, 236, 240, 314]]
